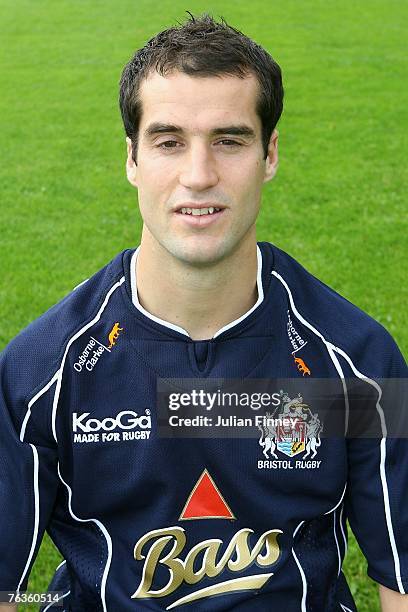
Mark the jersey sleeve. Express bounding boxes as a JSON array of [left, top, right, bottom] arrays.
[[343, 331, 408, 593], [0, 346, 59, 591], [0, 253, 123, 591]]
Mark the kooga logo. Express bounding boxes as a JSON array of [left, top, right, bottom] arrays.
[[73, 411, 151, 433]]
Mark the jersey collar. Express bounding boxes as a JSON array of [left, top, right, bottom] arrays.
[[129, 245, 264, 340]]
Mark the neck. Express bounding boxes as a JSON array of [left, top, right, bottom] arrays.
[[135, 230, 260, 340]]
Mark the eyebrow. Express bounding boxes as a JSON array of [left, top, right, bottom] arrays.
[[143, 122, 256, 139]]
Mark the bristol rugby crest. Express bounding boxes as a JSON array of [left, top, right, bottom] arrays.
[[258, 393, 323, 460]]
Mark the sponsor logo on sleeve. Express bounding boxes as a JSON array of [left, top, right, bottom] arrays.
[[73, 323, 124, 373], [293, 356, 311, 376], [108, 322, 123, 348], [287, 310, 307, 353], [286, 311, 312, 376]]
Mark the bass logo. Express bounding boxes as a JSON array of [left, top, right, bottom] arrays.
[[132, 470, 282, 609]]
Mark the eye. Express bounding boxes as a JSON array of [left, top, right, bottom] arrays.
[[217, 139, 241, 147], [156, 140, 181, 150]]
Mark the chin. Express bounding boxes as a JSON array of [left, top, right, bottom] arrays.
[[167, 239, 232, 267]]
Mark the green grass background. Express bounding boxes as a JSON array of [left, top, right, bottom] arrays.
[[1, 0, 406, 610]]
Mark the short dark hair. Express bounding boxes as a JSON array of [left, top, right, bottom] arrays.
[[119, 12, 283, 163]]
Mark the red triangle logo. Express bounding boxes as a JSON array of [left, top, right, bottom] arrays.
[[179, 470, 235, 520]]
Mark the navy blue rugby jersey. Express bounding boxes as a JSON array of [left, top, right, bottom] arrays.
[[0, 241, 407, 612]]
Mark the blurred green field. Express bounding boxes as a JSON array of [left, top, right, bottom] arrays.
[[1, 0, 407, 610]]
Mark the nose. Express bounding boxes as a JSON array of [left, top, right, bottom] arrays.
[[178, 142, 219, 191]]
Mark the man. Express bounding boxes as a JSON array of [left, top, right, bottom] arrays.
[[0, 13, 407, 612]]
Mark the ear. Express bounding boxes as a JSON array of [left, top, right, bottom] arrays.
[[126, 137, 138, 188], [263, 129, 279, 183]]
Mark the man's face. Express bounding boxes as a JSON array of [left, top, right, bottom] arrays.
[[126, 70, 278, 265]]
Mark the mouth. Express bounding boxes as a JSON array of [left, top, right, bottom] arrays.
[[179, 206, 222, 216], [172, 203, 226, 227]]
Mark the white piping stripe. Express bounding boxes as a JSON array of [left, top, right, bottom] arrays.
[[130, 246, 264, 339], [72, 278, 89, 291], [20, 371, 59, 442], [17, 275, 130, 609], [331, 345, 387, 436], [339, 505, 348, 556], [130, 248, 189, 337], [379, 437, 404, 592], [340, 605, 353, 612], [42, 589, 70, 612], [324, 483, 347, 515], [57, 463, 112, 612], [293, 520, 304, 539], [51, 277, 125, 442], [291, 444, 348, 609], [54, 559, 67, 573], [327, 344, 350, 436], [333, 510, 341, 576], [16, 444, 39, 592], [47, 279, 124, 609], [272, 269, 349, 434], [292, 521, 307, 612], [290, 397, 348, 611], [271, 271, 328, 344], [331, 346, 403, 592], [274, 270, 350, 435], [272, 269, 404, 594], [213, 245, 264, 338], [20, 276, 95, 442]]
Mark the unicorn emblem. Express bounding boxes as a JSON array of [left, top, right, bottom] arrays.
[[258, 412, 278, 459]]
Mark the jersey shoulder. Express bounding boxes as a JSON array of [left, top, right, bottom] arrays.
[[269, 242, 406, 377], [0, 250, 130, 408]]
